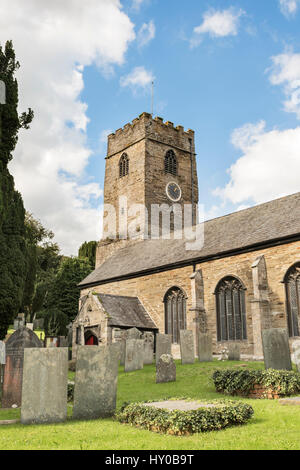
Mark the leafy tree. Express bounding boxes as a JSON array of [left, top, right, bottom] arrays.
[[78, 240, 97, 268], [21, 212, 61, 321], [43, 309, 68, 337], [0, 41, 34, 339], [46, 257, 92, 322]]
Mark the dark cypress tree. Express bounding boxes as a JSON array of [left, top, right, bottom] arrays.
[[78, 240, 97, 269], [0, 41, 34, 339]]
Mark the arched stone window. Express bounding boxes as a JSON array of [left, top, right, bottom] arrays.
[[164, 287, 187, 343], [119, 153, 129, 178], [284, 262, 300, 337], [215, 276, 247, 341], [164, 150, 177, 176]]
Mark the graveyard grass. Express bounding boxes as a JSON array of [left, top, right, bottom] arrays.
[[1, 360, 300, 450]]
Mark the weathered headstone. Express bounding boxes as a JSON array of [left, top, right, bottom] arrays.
[[0, 341, 5, 365], [119, 328, 141, 366], [21, 348, 68, 424], [143, 332, 154, 365], [73, 344, 119, 420], [124, 339, 144, 372], [26, 323, 33, 331], [261, 328, 292, 371], [228, 343, 241, 361], [59, 336, 68, 347], [33, 318, 44, 330], [198, 332, 213, 362], [180, 330, 195, 364], [156, 354, 176, 383], [155, 334, 172, 365], [0, 341, 5, 399], [2, 328, 42, 408], [292, 342, 300, 373]]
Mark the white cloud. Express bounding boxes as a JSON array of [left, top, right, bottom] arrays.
[[214, 121, 300, 205], [132, 0, 145, 11], [279, 0, 300, 17], [120, 66, 154, 94], [0, 0, 135, 255], [137, 20, 155, 47], [269, 51, 300, 119], [191, 8, 244, 47]]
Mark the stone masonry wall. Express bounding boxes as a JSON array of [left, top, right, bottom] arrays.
[[82, 240, 300, 357]]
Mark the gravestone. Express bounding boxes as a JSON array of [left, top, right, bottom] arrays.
[[59, 336, 68, 347], [0, 341, 5, 399], [292, 342, 300, 372], [261, 328, 292, 371], [73, 344, 119, 420], [124, 339, 144, 372], [228, 343, 241, 361], [26, 323, 33, 331], [179, 330, 195, 364], [143, 332, 154, 365], [21, 348, 68, 424], [120, 328, 141, 366], [13, 319, 24, 331], [156, 354, 176, 383], [155, 334, 172, 365], [33, 318, 44, 330], [0, 341, 5, 365], [2, 328, 42, 408], [198, 332, 213, 362]]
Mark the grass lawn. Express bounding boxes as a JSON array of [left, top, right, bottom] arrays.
[[0, 360, 300, 450]]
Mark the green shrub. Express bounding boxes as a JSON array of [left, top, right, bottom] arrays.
[[212, 369, 300, 397], [116, 399, 254, 435]]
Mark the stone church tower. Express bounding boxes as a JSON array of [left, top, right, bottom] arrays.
[[96, 112, 199, 268]]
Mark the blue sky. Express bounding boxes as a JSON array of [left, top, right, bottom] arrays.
[[1, 0, 300, 253]]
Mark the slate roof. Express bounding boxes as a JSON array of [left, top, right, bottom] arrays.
[[79, 192, 300, 287], [96, 294, 158, 330]]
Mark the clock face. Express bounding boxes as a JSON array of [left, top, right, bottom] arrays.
[[166, 182, 181, 202]]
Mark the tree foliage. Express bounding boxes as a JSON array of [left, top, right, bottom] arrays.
[[43, 309, 69, 337], [78, 240, 97, 268], [46, 257, 92, 322], [0, 41, 34, 339]]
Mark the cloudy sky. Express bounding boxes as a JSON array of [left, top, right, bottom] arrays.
[[1, 0, 300, 254]]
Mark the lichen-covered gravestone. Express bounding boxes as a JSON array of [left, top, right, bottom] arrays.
[[261, 328, 292, 371], [2, 328, 42, 408], [124, 339, 144, 372], [156, 354, 176, 383], [155, 334, 172, 365], [228, 343, 240, 361], [143, 332, 154, 365], [73, 344, 119, 420], [21, 348, 68, 424], [198, 333, 213, 362], [179, 330, 195, 364]]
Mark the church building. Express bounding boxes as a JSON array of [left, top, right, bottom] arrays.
[[73, 112, 300, 359]]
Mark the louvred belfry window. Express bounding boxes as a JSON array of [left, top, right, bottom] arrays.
[[164, 287, 187, 343], [119, 153, 129, 178], [164, 150, 177, 176], [216, 277, 247, 341], [284, 263, 300, 337]]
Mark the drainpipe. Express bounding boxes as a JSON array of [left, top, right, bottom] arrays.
[[189, 138, 194, 226]]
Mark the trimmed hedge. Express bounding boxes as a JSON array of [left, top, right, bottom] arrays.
[[116, 399, 254, 435], [212, 369, 300, 398]]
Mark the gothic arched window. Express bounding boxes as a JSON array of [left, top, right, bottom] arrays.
[[215, 276, 247, 342], [164, 150, 177, 176], [284, 263, 300, 337], [164, 287, 187, 343], [119, 153, 129, 178]]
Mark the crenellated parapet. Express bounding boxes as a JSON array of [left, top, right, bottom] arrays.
[[107, 112, 195, 158]]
